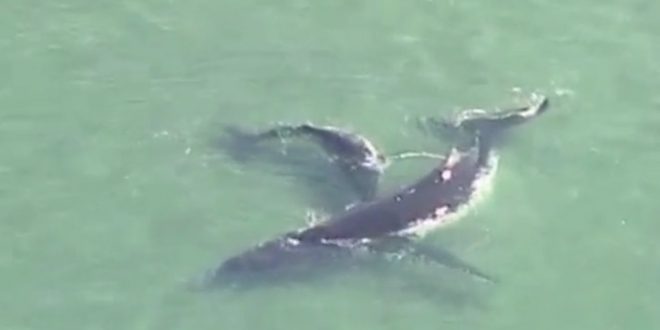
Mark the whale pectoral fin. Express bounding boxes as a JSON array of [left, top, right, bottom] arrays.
[[406, 241, 497, 284], [366, 236, 496, 283]]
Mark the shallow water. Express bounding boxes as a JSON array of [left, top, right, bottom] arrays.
[[1, 1, 659, 329]]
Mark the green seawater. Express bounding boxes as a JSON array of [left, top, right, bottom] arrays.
[[1, 1, 659, 329]]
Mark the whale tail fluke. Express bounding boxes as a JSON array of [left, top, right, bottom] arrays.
[[471, 95, 550, 166], [220, 123, 321, 160], [218, 125, 265, 162], [419, 95, 549, 139], [455, 95, 550, 140], [419, 95, 550, 166]]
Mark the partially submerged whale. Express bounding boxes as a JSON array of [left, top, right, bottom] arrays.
[[223, 122, 443, 201], [208, 95, 550, 286]]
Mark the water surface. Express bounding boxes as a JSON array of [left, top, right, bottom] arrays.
[[1, 1, 659, 329]]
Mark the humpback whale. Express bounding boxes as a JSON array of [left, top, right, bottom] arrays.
[[223, 122, 442, 201], [208, 95, 550, 286]]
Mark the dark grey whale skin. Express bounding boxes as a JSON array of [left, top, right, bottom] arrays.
[[222, 122, 387, 201], [208, 97, 549, 286]]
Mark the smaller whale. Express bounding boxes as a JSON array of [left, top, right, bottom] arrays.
[[224, 123, 442, 201]]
